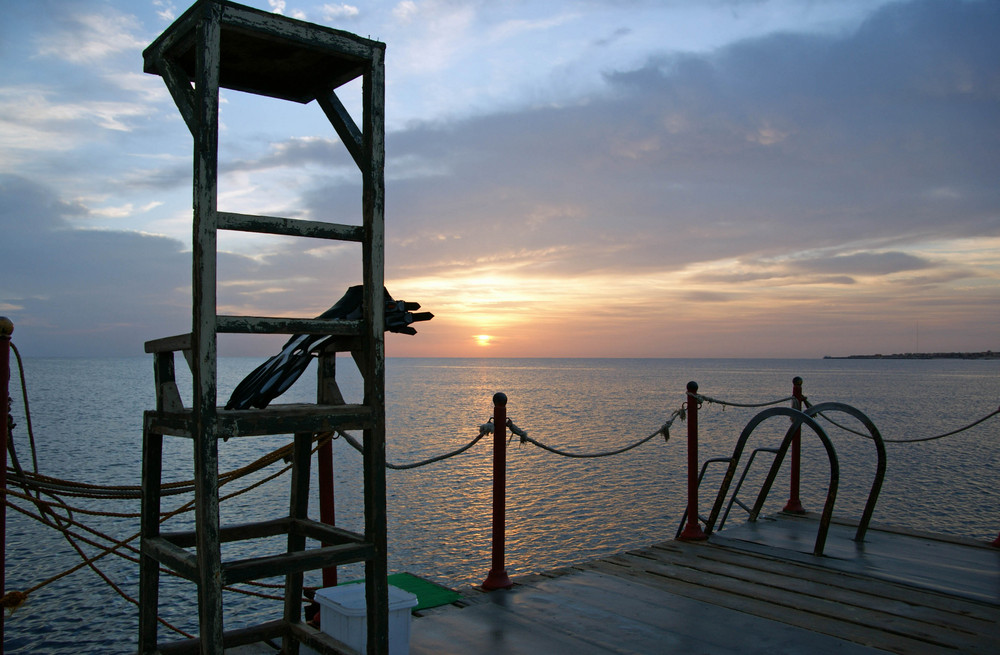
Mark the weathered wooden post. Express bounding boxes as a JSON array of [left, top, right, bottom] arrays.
[[783, 376, 807, 514], [482, 392, 513, 590], [679, 381, 708, 540], [317, 349, 338, 587], [0, 316, 12, 654]]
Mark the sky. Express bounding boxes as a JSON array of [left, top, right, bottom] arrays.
[[1, 0, 998, 358]]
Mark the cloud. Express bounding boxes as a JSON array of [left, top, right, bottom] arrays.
[[393, 1, 419, 23], [34, 10, 145, 64], [322, 3, 360, 20], [0, 175, 190, 355], [4, 0, 998, 357], [362, 0, 1000, 284], [790, 251, 934, 277], [153, 1, 177, 21], [0, 86, 150, 161]]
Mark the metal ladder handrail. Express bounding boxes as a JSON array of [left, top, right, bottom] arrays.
[[703, 407, 840, 556], [675, 456, 731, 539], [717, 446, 782, 532], [802, 402, 887, 543]]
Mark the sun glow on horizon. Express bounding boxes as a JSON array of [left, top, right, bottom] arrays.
[[474, 334, 493, 347]]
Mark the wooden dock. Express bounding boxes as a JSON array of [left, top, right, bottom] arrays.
[[408, 515, 1000, 654]]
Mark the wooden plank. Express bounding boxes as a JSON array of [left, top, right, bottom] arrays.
[[504, 568, 886, 655], [162, 518, 291, 548], [191, 3, 225, 651], [141, 0, 200, 75], [411, 598, 616, 655], [646, 540, 1000, 625], [145, 404, 372, 438], [290, 621, 367, 655], [714, 517, 1000, 604], [583, 549, 998, 654], [142, 536, 199, 581], [616, 546, 1000, 644], [318, 89, 364, 169], [219, 1, 379, 60], [154, 619, 286, 655], [215, 315, 362, 335], [583, 558, 951, 655], [160, 517, 365, 549], [144, 333, 192, 353], [217, 211, 363, 241], [360, 43, 390, 655], [222, 542, 376, 585], [282, 432, 313, 651], [292, 517, 365, 545], [138, 426, 164, 654], [154, 55, 198, 137]]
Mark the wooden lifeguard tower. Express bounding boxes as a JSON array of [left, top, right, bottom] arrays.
[[139, 1, 389, 652]]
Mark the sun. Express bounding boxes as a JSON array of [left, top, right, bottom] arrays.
[[474, 334, 493, 347]]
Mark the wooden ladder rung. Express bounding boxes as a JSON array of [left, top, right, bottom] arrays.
[[216, 315, 363, 335], [218, 211, 364, 241]]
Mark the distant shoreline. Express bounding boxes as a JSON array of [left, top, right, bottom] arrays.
[[824, 351, 997, 360]]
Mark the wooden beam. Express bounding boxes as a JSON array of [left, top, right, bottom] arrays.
[[144, 333, 193, 354], [141, 536, 199, 581], [153, 620, 287, 655], [219, 2, 380, 61], [154, 55, 198, 137], [318, 89, 364, 169], [289, 621, 358, 655], [361, 44, 391, 655], [218, 211, 363, 241], [215, 315, 363, 335], [191, 3, 225, 651], [222, 542, 376, 585]]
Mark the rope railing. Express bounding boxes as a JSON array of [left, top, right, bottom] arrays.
[[510, 413, 678, 458], [329, 423, 493, 470], [805, 397, 1000, 443], [1, 346, 360, 633], [692, 393, 795, 409], [5, 325, 1000, 650]]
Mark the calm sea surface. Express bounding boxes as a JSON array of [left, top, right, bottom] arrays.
[[4, 356, 999, 653]]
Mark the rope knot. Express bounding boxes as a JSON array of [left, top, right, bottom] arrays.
[[2, 591, 28, 615], [506, 418, 527, 444]]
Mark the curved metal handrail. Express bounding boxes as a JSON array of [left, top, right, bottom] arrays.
[[704, 407, 840, 556], [803, 402, 887, 543]]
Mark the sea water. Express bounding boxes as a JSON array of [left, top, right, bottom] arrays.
[[4, 356, 999, 653]]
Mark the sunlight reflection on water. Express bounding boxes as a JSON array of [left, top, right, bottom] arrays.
[[5, 356, 999, 653]]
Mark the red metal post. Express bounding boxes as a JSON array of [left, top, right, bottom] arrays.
[[679, 381, 707, 541], [783, 376, 807, 514], [482, 392, 512, 590], [317, 439, 337, 586], [1, 316, 12, 654]]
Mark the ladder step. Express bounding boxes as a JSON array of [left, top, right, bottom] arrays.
[[152, 619, 286, 655], [145, 403, 373, 438], [144, 332, 192, 353], [218, 211, 364, 241], [216, 315, 363, 335], [142, 536, 199, 581], [159, 518, 364, 549], [224, 541, 376, 585], [147, 518, 374, 585]]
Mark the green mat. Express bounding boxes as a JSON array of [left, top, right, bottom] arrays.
[[340, 572, 462, 612]]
